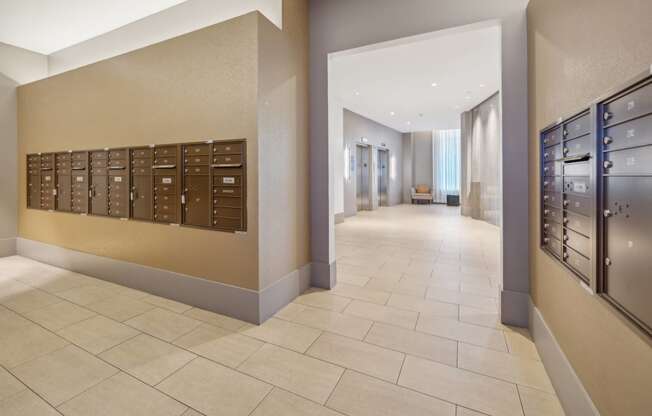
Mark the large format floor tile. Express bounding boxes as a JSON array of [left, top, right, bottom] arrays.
[[58, 372, 187, 416], [158, 358, 271, 416], [0, 389, 61, 416], [183, 307, 249, 331], [343, 300, 418, 329], [86, 295, 155, 322], [1, 288, 62, 314], [0, 366, 25, 401], [294, 289, 352, 312], [416, 314, 507, 351], [239, 343, 344, 404], [399, 355, 524, 416], [251, 388, 342, 416], [0, 323, 69, 368], [330, 283, 390, 304], [57, 315, 140, 354], [283, 304, 373, 340], [240, 317, 321, 353], [518, 385, 566, 416], [306, 332, 404, 382], [125, 308, 201, 341], [327, 370, 455, 416], [12, 344, 118, 406], [23, 300, 96, 331], [387, 293, 459, 319]]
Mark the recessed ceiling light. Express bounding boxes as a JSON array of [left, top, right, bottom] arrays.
[[406, 121, 411, 125], [479, 83, 486, 88], [454, 105, 461, 109], [431, 82, 438, 87], [390, 111, 395, 116], [465, 95, 471, 100], [354, 91, 360, 96]]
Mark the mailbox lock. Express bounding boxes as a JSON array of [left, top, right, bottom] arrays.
[[563, 252, 569, 260], [563, 147, 569, 154], [605, 258, 612, 266], [563, 218, 569, 225], [604, 209, 613, 218], [563, 130, 568, 137], [603, 160, 613, 169], [544, 209, 550, 215], [544, 152, 549, 159], [543, 181, 549, 186], [603, 111, 612, 121], [563, 235, 569, 242], [543, 195, 549, 200], [543, 139, 548, 145], [543, 238, 549, 244], [543, 223, 550, 229], [603, 136, 613, 145]]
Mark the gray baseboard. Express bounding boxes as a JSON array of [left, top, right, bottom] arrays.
[[0, 237, 17, 257], [16, 237, 311, 325], [500, 288, 529, 327], [311, 259, 336, 289], [530, 300, 601, 416]]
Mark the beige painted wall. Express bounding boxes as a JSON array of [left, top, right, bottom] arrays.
[[528, 1, 652, 415], [257, 0, 310, 289], [18, 13, 260, 290]]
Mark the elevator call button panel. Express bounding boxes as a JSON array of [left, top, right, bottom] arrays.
[[26, 139, 247, 233]]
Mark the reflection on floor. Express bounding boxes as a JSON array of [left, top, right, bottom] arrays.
[[0, 205, 563, 416]]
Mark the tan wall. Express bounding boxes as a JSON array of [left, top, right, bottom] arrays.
[[527, 1, 652, 415], [18, 13, 260, 290], [257, 0, 310, 289]]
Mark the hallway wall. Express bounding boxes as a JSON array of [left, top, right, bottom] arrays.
[[0, 73, 18, 256], [528, 1, 652, 415], [342, 109, 403, 216]]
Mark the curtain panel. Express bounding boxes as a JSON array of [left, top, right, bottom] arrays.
[[432, 129, 461, 203]]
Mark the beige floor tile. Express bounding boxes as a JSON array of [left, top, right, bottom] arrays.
[[0, 280, 34, 302], [1, 288, 62, 314], [460, 282, 499, 298], [399, 355, 523, 416], [294, 290, 352, 312], [158, 357, 272, 416], [459, 306, 506, 330], [86, 295, 156, 322], [331, 283, 390, 304], [274, 302, 308, 320], [306, 332, 404, 382], [58, 372, 187, 416], [13, 344, 118, 406], [99, 334, 195, 385], [505, 327, 540, 360], [241, 317, 321, 353], [387, 293, 459, 319], [141, 294, 193, 314], [24, 272, 92, 294], [327, 370, 455, 416], [366, 278, 428, 297], [0, 389, 60, 416], [343, 300, 418, 329], [238, 343, 344, 404], [417, 315, 507, 352], [364, 323, 457, 367], [337, 273, 371, 287], [251, 388, 342, 416], [285, 305, 373, 339], [456, 406, 487, 416], [182, 410, 205, 416], [425, 287, 497, 312], [518, 385, 565, 416], [125, 308, 200, 341], [174, 324, 264, 368], [458, 343, 554, 393], [57, 315, 140, 354], [0, 323, 69, 368], [0, 366, 25, 401], [183, 308, 249, 331], [57, 285, 121, 306], [24, 300, 96, 331], [0, 305, 33, 332], [111, 286, 150, 299]]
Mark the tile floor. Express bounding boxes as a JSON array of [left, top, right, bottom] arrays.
[[0, 204, 564, 416]]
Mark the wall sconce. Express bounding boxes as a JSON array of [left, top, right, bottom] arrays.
[[344, 145, 350, 181]]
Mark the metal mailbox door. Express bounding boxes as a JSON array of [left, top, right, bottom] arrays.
[[91, 175, 109, 216], [57, 176, 71, 212], [132, 175, 153, 221], [184, 175, 210, 227]]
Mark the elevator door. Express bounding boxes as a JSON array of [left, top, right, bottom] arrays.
[[378, 149, 389, 207], [356, 145, 370, 211]]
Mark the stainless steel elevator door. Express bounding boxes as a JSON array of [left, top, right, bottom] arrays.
[[356, 145, 370, 211], [378, 149, 389, 207]]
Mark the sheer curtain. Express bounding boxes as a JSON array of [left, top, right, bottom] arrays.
[[432, 129, 461, 203]]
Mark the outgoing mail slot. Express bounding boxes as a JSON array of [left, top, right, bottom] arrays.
[[564, 247, 590, 281], [564, 193, 591, 216], [604, 145, 652, 175], [184, 166, 209, 175], [213, 154, 242, 166], [184, 155, 209, 166], [543, 161, 562, 176], [564, 161, 591, 176], [564, 113, 590, 140], [213, 142, 243, 154], [184, 144, 210, 155], [543, 126, 562, 147], [543, 177, 562, 193], [564, 176, 591, 196], [214, 197, 242, 208], [132, 148, 153, 159], [543, 206, 562, 223], [564, 135, 593, 159], [542, 192, 562, 208], [213, 187, 242, 197], [564, 211, 591, 237], [543, 144, 562, 161], [603, 81, 652, 126], [564, 228, 591, 258], [603, 113, 652, 152]]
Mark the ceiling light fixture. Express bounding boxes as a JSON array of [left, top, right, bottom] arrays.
[[390, 111, 395, 116], [406, 121, 411, 125], [354, 91, 360, 96], [431, 82, 438, 87], [479, 83, 486, 88]]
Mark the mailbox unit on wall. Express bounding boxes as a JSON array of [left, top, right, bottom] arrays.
[[540, 109, 598, 287], [596, 72, 652, 337], [26, 139, 247, 233]]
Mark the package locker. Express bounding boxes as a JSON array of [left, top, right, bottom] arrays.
[[598, 75, 652, 336], [153, 145, 180, 224], [212, 141, 245, 231], [182, 143, 211, 227], [71, 152, 89, 214], [541, 126, 564, 259], [55, 152, 72, 212], [90, 150, 109, 216], [131, 147, 153, 221]]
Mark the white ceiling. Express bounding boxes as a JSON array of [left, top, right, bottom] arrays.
[[0, 0, 189, 54], [329, 23, 501, 133]]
